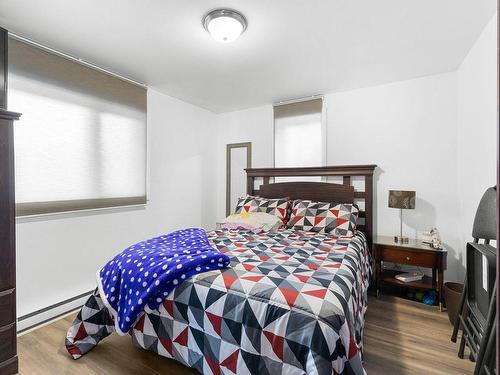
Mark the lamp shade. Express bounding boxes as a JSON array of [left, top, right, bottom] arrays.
[[388, 190, 416, 209]]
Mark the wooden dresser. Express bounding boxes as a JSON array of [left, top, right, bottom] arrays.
[[0, 109, 21, 375]]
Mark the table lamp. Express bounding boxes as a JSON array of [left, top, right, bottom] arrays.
[[388, 190, 416, 244]]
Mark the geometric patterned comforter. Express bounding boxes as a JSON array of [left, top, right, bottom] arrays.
[[66, 228, 371, 375]]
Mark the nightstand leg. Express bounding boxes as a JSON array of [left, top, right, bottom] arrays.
[[375, 259, 381, 298], [438, 269, 444, 312]]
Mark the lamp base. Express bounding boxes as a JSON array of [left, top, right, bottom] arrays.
[[394, 235, 409, 244]]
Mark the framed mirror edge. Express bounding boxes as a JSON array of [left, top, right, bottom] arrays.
[[226, 142, 252, 216]]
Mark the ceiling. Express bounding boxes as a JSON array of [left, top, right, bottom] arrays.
[[0, 0, 496, 113]]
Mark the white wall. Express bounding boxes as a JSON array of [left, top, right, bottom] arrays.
[[16, 89, 217, 318], [325, 73, 462, 280], [456, 14, 498, 274]]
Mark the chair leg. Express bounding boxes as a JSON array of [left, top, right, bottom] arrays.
[[458, 327, 467, 359], [458, 308, 469, 359], [451, 277, 467, 343], [473, 284, 496, 375]]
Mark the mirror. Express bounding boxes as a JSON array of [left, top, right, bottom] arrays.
[[226, 142, 252, 216]]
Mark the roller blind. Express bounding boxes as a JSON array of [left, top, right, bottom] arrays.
[[274, 98, 323, 168], [8, 38, 147, 216]]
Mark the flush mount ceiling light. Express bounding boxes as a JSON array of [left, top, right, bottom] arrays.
[[203, 9, 247, 43]]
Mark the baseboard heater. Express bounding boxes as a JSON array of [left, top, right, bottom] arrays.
[[17, 289, 94, 334]]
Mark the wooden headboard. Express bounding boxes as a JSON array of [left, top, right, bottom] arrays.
[[245, 165, 377, 245]]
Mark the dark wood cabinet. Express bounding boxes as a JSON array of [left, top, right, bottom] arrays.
[[374, 235, 447, 311], [0, 109, 21, 375]]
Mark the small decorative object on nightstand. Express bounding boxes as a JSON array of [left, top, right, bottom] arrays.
[[421, 228, 442, 249], [388, 190, 416, 244], [374, 235, 447, 311]]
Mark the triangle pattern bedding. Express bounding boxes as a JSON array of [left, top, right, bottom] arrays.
[[66, 228, 372, 375]]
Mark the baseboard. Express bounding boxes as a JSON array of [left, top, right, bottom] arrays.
[[17, 290, 94, 333]]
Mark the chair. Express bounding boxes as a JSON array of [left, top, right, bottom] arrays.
[[450, 186, 497, 371]]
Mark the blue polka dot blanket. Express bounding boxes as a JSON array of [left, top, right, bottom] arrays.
[[97, 227, 230, 334]]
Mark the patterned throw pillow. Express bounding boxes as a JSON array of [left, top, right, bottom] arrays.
[[288, 200, 359, 236], [234, 196, 290, 224]]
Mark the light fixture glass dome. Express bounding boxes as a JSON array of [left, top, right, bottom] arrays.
[[203, 9, 247, 43]]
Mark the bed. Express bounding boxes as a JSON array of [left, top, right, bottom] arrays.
[[66, 165, 377, 375]]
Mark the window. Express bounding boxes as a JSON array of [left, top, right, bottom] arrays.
[[273, 98, 324, 168], [9, 38, 147, 216]]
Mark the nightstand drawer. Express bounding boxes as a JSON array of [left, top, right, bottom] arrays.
[[379, 247, 436, 268]]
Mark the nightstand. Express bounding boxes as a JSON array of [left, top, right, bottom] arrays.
[[374, 235, 447, 311]]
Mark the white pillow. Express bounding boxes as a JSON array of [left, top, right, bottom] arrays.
[[222, 212, 283, 232]]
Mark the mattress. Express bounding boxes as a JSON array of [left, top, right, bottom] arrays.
[[66, 228, 371, 375]]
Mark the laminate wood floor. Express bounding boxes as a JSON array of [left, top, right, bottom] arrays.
[[18, 295, 474, 374]]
